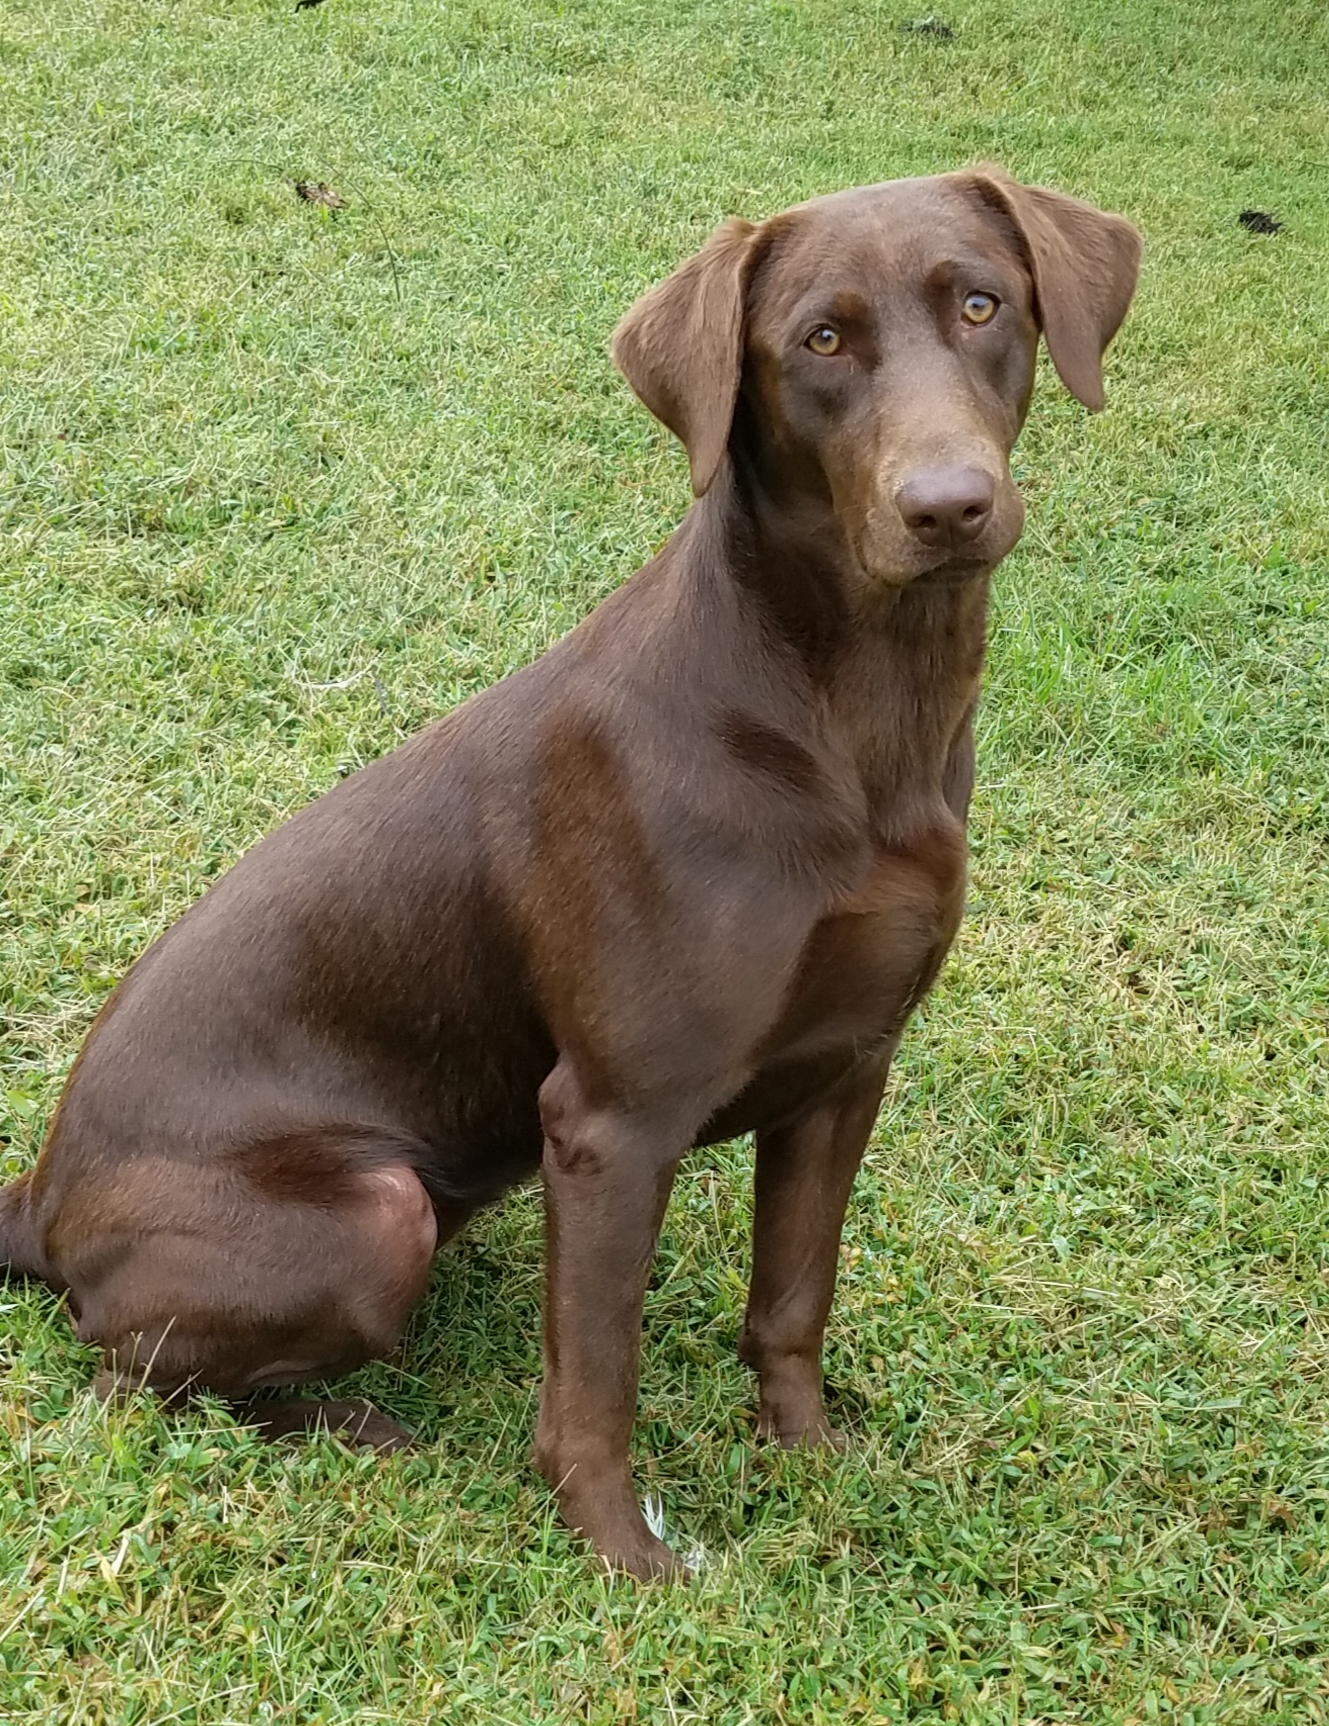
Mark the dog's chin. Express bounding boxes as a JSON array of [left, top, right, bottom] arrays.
[[855, 544, 997, 591], [853, 513, 1025, 591], [911, 555, 995, 588], [911, 555, 980, 590]]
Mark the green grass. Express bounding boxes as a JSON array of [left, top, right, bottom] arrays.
[[2, 0, 1329, 1718]]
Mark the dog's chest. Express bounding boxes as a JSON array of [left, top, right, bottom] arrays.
[[701, 818, 966, 1145], [762, 814, 967, 1063]]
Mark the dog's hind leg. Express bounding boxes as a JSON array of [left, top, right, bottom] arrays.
[[74, 1149, 445, 1452]]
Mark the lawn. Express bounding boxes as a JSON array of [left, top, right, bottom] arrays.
[[2, 0, 1329, 1719]]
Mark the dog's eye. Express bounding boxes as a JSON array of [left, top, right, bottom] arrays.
[[805, 325, 842, 355], [961, 292, 998, 326]]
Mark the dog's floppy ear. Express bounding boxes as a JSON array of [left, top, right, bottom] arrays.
[[611, 217, 761, 496], [961, 165, 1141, 411]]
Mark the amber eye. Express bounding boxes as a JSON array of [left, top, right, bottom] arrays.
[[805, 325, 842, 355], [961, 291, 998, 325]]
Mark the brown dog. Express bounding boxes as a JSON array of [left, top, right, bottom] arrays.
[[1, 167, 1139, 1577]]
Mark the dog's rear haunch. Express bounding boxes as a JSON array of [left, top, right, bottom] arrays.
[[1, 167, 1138, 1579]]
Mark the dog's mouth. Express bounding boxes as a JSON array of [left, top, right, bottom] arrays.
[[850, 485, 1025, 589], [833, 463, 1026, 595], [912, 555, 993, 587], [850, 531, 1015, 591]]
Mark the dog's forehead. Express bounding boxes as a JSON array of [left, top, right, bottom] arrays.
[[793, 175, 988, 237], [755, 176, 1019, 303]]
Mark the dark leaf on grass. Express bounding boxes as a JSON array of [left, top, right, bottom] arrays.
[[1238, 208, 1281, 235], [900, 14, 955, 37], [294, 180, 347, 211]]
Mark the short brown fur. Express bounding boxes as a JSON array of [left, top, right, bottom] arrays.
[[0, 166, 1139, 1578]]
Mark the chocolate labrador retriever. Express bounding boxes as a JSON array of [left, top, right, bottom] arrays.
[[1, 166, 1139, 1577]]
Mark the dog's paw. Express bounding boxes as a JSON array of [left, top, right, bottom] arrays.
[[245, 1397, 416, 1453], [781, 1422, 849, 1453], [757, 1407, 849, 1452], [597, 1528, 689, 1582]]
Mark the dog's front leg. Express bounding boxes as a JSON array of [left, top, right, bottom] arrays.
[[738, 1048, 896, 1448], [532, 1059, 687, 1579]]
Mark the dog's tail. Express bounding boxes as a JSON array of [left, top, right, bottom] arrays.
[[0, 1174, 56, 1287]]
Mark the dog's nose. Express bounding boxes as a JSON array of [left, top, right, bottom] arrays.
[[895, 465, 996, 548]]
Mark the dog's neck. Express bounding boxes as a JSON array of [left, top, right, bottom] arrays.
[[696, 458, 992, 815]]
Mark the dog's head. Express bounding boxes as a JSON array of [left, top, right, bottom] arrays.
[[612, 167, 1140, 589]]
